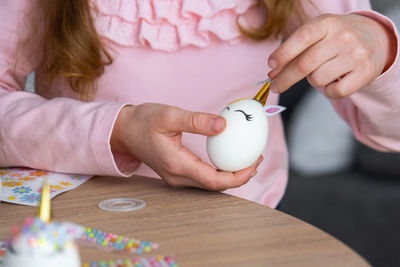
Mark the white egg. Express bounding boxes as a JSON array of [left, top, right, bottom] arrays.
[[207, 99, 269, 172], [207, 99, 285, 172]]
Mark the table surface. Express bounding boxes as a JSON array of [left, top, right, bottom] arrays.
[[0, 175, 370, 267]]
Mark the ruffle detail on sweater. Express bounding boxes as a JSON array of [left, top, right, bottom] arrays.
[[91, 0, 258, 52]]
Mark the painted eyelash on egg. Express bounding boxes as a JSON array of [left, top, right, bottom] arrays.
[[235, 110, 253, 121]]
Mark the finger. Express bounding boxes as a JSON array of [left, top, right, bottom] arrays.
[[164, 175, 210, 189], [182, 155, 264, 191], [270, 39, 337, 93], [242, 155, 264, 170], [184, 159, 252, 191], [306, 55, 354, 88], [232, 155, 264, 178], [166, 108, 226, 136], [324, 70, 371, 99], [229, 155, 263, 177], [157, 137, 262, 191], [220, 156, 264, 189], [149, 142, 235, 191], [268, 19, 329, 72], [268, 64, 286, 80]]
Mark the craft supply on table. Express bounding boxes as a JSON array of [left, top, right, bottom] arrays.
[[0, 224, 161, 266], [1, 180, 82, 267], [98, 198, 146, 212], [82, 256, 178, 267], [0, 179, 175, 267], [0, 167, 92, 206], [81, 227, 158, 254], [1, 217, 82, 267]]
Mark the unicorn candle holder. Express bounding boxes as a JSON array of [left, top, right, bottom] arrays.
[[2, 180, 81, 267], [206, 80, 285, 172]]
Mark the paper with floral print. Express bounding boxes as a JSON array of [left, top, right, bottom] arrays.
[[0, 168, 92, 207]]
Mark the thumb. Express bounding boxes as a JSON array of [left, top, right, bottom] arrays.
[[177, 110, 226, 136]]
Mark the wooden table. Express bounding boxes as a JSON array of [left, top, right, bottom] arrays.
[[0, 175, 370, 266]]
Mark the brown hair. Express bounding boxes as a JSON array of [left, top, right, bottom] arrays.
[[30, 0, 112, 100], [240, 0, 301, 40], [30, 0, 299, 98]]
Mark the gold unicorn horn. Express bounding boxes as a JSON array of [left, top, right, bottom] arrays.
[[253, 80, 270, 106], [38, 178, 51, 222]]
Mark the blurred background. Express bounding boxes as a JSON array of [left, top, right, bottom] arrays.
[[279, 1, 400, 266]]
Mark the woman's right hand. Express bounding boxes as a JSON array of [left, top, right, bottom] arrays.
[[111, 103, 262, 191]]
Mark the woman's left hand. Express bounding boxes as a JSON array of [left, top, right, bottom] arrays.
[[268, 13, 397, 99]]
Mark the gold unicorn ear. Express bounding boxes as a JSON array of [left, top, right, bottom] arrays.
[[253, 80, 270, 106], [38, 178, 51, 223]]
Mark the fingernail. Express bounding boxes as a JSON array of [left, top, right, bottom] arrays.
[[256, 157, 264, 166], [250, 171, 257, 178], [268, 58, 278, 69], [270, 81, 279, 93], [212, 117, 225, 132]]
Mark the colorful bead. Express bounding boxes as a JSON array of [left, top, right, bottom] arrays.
[[83, 256, 177, 267], [81, 228, 158, 255]]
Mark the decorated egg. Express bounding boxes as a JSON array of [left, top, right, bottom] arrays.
[[2, 217, 82, 267], [206, 81, 285, 172], [3, 179, 81, 267]]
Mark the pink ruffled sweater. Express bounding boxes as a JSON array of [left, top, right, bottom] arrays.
[[0, 0, 399, 207]]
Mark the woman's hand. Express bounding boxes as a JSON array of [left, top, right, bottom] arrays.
[[111, 103, 262, 191], [268, 13, 397, 99]]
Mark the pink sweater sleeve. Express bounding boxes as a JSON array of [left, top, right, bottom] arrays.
[[0, 0, 139, 176], [332, 10, 400, 152], [297, 0, 400, 152]]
